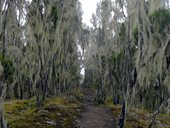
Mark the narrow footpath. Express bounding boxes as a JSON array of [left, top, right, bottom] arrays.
[[77, 88, 115, 128]]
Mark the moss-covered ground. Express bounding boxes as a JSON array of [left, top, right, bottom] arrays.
[[4, 96, 82, 128], [3, 88, 170, 128], [106, 103, 170, 128]]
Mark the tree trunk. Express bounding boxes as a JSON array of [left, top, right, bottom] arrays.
[[118, 101, 126, 128]]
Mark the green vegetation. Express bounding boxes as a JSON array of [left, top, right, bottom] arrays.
[[0, 54, 14, 83], [4, 97, 82, 128], [149, 8, 170, 33], [110, 51, 125, 63], [50, 6, 59, 30], [106, 103, 170, 128], [132, 27, 138, 45], [1, 0, 170, 127], [133, 8, 170, 44]]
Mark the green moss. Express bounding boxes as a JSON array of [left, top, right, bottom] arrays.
[[4, 97, 81, 128], [105, 96, 113, 104], [68, 87, 85, 100], [105, 104, 170, 128]]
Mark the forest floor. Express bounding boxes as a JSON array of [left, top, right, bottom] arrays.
[[3, 87, 170, 128], [76, 87, 170, 128], [76, 87, 115, 128]]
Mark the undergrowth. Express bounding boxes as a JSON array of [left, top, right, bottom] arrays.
[[106, 103, 170, 128], [4, 96, 82, 128]]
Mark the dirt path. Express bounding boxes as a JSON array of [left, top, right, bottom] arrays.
[[77, 88, 115, 128]]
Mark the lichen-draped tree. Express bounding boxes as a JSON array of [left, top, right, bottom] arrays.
[[85, 0, 112, 104], [25, 0, 82, 107], [0, 64, 7, 128], [0, 0, 83, 126], [134, 0, 170, 110], [3, 0, 23, 99], [0, 0, 13, 127], [1, 0, 82, 122], [122, 0, 170, 126], [84, 0, 128, 104], [83, 0, 170, 127], [79, 25, 91, 86]]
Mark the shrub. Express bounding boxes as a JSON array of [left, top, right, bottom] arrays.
[[0, 54, 14, 83]]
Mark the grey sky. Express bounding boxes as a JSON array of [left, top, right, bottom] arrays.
[[79, 0, 99, 26]]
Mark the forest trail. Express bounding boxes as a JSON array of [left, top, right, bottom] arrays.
[[77, 88, 115, 128]]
